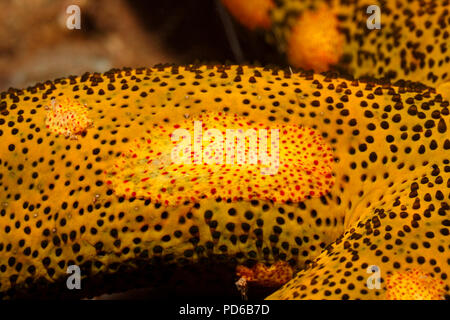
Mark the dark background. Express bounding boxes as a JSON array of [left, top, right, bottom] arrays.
[[0, 0, 283, 91]]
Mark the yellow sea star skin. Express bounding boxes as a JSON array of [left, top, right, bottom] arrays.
[[0, 65, 448, 299], [227, 0, 450, 88]]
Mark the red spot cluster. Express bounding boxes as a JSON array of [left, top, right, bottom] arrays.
[[106, 113, 335, 206], [386, 268, 446, 300], [45, 97, 93, 138]]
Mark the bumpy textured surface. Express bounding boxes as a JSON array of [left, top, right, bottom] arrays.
[[227, 0, 450, 88], [45, 97, 93, 139], [237, 261, 294, 287], [107, 112, 334, 205], [285, 2, 344, 72], [385, 268, 446, 300], [0, 65, 448, 300]]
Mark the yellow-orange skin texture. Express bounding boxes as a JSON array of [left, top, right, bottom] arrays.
[[385, 269, 446, 300], [228, 0, 450, 88], [286, 4, 344, 73], [106, 112, 334, 206], [45, 97, 93, 139], [0, 65, 448, 300]]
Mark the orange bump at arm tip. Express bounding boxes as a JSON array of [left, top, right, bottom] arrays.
[[45, 97, 93, 139], [287, 5, 344, 73], [386, 269, 446, 300], [106, 112, 335, 206], [236, 261, 294, 288], [222, 0, 274, 30]]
